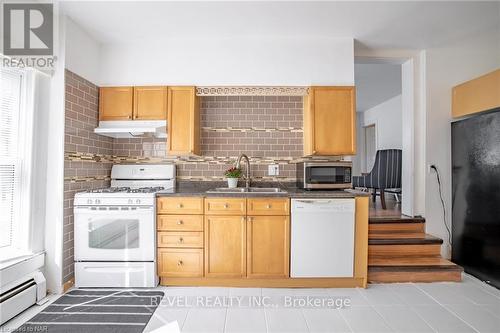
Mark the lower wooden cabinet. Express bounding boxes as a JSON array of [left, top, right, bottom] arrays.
[[247, 216, 290, 278], [158, 248, 203, 277], [204, 216, 246, 277]]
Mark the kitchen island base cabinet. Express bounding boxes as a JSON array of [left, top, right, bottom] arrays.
[[204, 216, 246, 278], [247, 216, 289, 278]]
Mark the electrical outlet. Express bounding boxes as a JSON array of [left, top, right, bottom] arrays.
[[268, 164, 280, 176]]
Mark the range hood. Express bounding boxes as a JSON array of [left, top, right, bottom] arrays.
[[94, 120, 167, 139]]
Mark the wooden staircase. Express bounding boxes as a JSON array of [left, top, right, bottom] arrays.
[[368, 216, 463, 283]]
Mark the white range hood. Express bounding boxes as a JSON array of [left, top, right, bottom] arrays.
[[94, 120, 167, 139]]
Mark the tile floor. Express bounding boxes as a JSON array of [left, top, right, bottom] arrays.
[[3, 274, 500, 333]]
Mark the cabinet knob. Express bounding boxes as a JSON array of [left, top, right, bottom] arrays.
[[177, 220, 183, 225], [128, 115, 132, 119], [177, 260, 183, 266], [224, 203, 229, 209], [266, 204, 272, 209], [248, 217, 253, 222], [312, 150, 317, 155], [177, 203, 183, 208], [179, 237, 184, 243]]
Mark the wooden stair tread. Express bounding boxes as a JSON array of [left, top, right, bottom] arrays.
[[369, 256, 458, 267], [369, 216, 426, 224], [369, 234, 443, 245], [369, 233, 426, 239]]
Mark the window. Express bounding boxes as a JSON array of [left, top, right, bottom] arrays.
[[0, 68, 25, 255]]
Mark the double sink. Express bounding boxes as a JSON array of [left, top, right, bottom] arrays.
[[206, 187, 287, 194]]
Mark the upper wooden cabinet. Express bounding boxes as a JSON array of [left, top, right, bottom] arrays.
[[99, 87, 134, 120], [99, 86, 167, 121], [304, 86, 356, 156], [452, 69, 500, 118], [133, 86, 168, 120], [167, 86, 200, 156]]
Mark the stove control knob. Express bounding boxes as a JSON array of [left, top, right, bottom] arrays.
[[87, 199, 92, 204], [136, 199, 141, 204], [95, 199, 101, 204], [128, 199, 133, 204]]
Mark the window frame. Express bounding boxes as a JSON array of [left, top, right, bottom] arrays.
[[0, 67, 35, 258]]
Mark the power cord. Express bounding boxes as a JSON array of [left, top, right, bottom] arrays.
[[430, 165, 452, 246]]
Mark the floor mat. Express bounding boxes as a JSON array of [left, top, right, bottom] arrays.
[[15, 289, 164, 333]]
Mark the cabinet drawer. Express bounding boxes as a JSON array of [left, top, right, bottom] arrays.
[[157, 197, 204, 214], [205, 198, 246, 215], [158, 248, 203, 277], [157, 215, 203, 231], [247, 198, 290, 216], [158, 231, 203, 248]]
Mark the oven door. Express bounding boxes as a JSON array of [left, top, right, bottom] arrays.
[[74, 206, 155, 262], [305, 165, 351, 189]]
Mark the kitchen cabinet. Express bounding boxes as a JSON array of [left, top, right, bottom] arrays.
[[133, 86, 168, 120], [99, 86, 167, 121], [304, 86, 356, 156], [204, 215, 246, 277], [158, 248, 203, 277], [99, 87, 134, 120], [247, 215, 289, 278], [157, 197, 204, 278], [167, 86, 200, 155]]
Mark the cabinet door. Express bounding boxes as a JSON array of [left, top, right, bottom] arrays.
[[167, 86, 200, 155], [133, 86, 168, 120], [204, 216, 246, 277], [99, 87, 134, 120], [304, 86, 356, 155], [247, 216, 289, 278]]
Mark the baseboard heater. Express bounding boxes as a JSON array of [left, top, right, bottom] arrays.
[[0, 271, 46, 325]]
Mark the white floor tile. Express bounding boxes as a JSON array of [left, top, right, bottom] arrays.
[[328, 288, 370, 306], [414, 283, 476, 305], [388, 283, 439, 305], [182, 308, 227, 333], [339, 306, 392, 333], [445, 304, 500, 333], [144, 308, 188, 333], [225, 308, 267, 333], [480, 304, 500, 319], [358, 285, 404, 306], [228, 287, 262, 297], [195, 287, 230, 297], [293, 288, 333, 296], [411, 305, 476, 332], [456, 285, 500, 305], [302, 308, 351, 333], [374, 306, 434, 333], [265, 308, 309, 333]]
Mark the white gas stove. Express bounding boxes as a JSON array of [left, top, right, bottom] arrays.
[[73, 164, 175, 288]]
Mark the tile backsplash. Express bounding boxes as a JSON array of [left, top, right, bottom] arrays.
[[112, 96, 304, 180]]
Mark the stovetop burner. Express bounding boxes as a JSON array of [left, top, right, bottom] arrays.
[[86, 186, 165, 194], [87, 187, 130, 193], [128, 187, 165, 193]]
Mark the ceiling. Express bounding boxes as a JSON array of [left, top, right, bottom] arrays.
[[61, 1, 500, 51], [355, 63, 401, 112]]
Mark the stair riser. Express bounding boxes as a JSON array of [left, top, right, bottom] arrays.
[[369, 223, 425, 234], [369, 244, 442, 257], [368, 270, 462, 283]]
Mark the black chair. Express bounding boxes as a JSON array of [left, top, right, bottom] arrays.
[[352, 149, 402, 209]]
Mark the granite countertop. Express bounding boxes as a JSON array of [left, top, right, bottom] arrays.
[[156, 181, 369, 198]]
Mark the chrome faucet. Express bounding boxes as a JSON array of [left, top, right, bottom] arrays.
[[235, 153, 251, 189]]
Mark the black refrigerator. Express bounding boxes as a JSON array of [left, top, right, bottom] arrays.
[[452, 108, 500, 288]]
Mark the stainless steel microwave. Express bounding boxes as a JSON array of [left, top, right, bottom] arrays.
[[296, 161, 352, 190]]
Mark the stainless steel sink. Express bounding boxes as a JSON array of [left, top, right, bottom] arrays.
[[206, 187, 287, 194]]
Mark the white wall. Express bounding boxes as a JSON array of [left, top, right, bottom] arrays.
[[425, 29, 500, 257], [363, 94, 402, 150], [98, 37, 354, 86], [65, 17, 101, 84], [353, 94, 402, 174]]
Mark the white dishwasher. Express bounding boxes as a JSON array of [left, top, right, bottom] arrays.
[[291, 198, 355, 278]]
